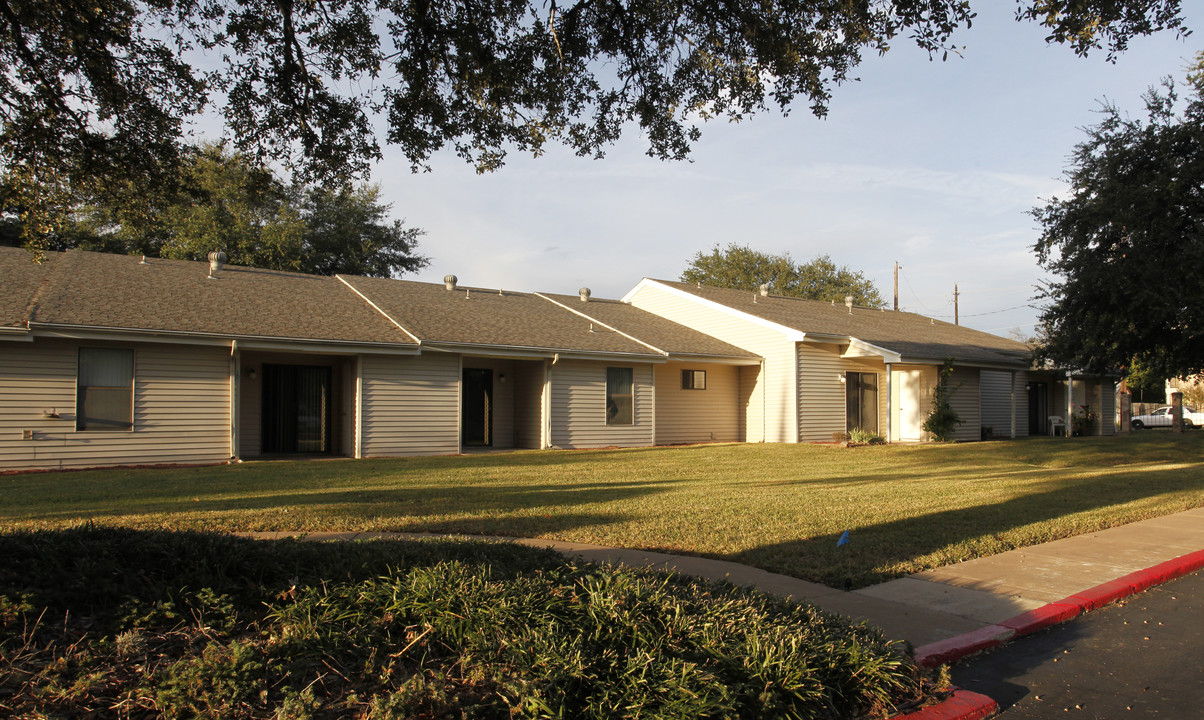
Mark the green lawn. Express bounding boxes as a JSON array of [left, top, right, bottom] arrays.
[[4, 433, 1203, 588]]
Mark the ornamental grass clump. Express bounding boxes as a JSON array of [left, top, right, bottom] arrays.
[[0, 527, 935, 719]]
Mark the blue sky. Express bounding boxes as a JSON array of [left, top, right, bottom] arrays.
[[371, 2, 1201, 338]]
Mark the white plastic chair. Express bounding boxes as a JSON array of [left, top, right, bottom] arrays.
[[1048, 416, 1066, 436]]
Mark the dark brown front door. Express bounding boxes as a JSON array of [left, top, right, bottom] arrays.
[[462, 368, 493, 446]]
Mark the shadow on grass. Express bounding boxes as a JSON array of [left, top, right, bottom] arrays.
[[2, 477, 678, 536], [734, 460, 1204, 589]]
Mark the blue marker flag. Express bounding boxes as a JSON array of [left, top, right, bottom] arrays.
[[837, 530, 850, 547]]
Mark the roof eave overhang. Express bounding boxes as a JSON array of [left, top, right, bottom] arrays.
[[0, 326, 32, 341], [25, 323, 421, 355], [425, 340, 667, 363], [894, 354, 1030, 371], [664, 352, 763, 365]]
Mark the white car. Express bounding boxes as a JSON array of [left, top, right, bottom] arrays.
[[1131, 406, 1204, 429]]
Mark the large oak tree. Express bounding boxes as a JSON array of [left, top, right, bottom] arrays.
[[1, 144, 429, 277], [0, 1, 1190, 249], [682, 243, 885, 306], [1033, 63, 1204, 379]]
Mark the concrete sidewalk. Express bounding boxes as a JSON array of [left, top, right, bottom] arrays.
[[239, 505, 1204, 653]]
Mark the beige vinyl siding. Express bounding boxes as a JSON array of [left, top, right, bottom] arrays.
[[737, 364, 762, 442], [654, 362, 739, 445], [549, 360, 654, 449], [513, 360, 546, 449], [0, 338, 230, 470], [980, 370, 1027, 438], [947, 366, 982, 442], [796, 345, 892, 442], [360, 352, 459, 456], [797, 342, 846, 442], [627, 284, 791, 442]]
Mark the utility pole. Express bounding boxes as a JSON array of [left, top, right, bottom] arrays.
[[893, 262, 901, 311], [953, 284, 960, 326]]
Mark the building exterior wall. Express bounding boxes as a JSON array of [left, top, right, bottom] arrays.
[[462, 357, 516, 448], [891, 365, 938, 442], [797, 342, 847, 442], [360, 351, 460, 457], [549, 359, 655, 449], [626, 283, 793, 442], [654, 362, 740, 445], [947, 366, 982, 442], [239, 351, 356, 458], [737, 364, 762, 442], [1, 338, 231, 470], [980, 370, 1028, 438], [512, 359, 546, 449]]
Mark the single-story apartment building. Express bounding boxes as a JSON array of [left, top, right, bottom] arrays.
[[1, 248, 1114, 471]]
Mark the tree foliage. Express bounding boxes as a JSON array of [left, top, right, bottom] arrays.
[[682, 243, 885, 306], [922, 359, 962, 441], [1, 144, 428, 277], [0, 0, 1189, 250], [1033, 61, 1204, 379]]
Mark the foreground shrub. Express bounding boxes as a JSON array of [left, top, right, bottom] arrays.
[[0, 527, 936, 719]]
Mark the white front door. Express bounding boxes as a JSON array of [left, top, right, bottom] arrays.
[[892, 369, 929, 441]]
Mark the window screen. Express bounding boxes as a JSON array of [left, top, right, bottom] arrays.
[[77, 348, 134, 431], [606, 367, 634, 425], [681, 369, 707, 390]]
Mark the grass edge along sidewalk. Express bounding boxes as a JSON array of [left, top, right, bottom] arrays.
[[1, 527, 954, 719]]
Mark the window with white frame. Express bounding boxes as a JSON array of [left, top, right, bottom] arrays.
[[681, 369, 707, 390], [606, 367, 633, 425], [77, 348, 134, 431]]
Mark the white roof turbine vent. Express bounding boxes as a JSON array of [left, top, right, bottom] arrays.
[[207, 250, 227, 279], [444, 274, 458, 291], [759, 283, 770, 297], [579, 287, 591, 302], [845, 295, 854, 314]]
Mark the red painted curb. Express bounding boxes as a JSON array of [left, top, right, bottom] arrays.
[[997, 601, 1081, 635], [899, 689, 999, 719], [914, 625, 1015, 667], [911, 547, 1204, 668]]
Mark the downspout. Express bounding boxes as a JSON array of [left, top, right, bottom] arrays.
[[1009, 370, 1017, 439], [543, 357, 554, 448], [650, 363, 657, 447], [761, 358, 767, 443], [229, 339, 240, 461], [885, 362, 893, 442], [354, 355, 363, 459], [1066, 371, 1074, 438], [457, 355, 463, 455]]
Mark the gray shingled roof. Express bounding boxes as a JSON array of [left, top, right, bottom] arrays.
[[650, 280, 1032, 367], [537, 293, 758, 360], [0, 247, 55, 329], [340, 276, 665, 357], [18, 249, 417, 345]]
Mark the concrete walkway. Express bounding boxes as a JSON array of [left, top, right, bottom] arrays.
[[238, 505, 1204, 651]]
